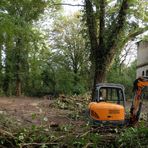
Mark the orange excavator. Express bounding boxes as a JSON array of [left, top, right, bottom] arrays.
[[88, 77, 148, 125]]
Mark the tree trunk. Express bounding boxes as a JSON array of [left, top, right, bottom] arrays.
[[0, 45, 2, 92], [3, 42, 11, 96], [16, 79, 21, 96], [91, 48, 108, 99], [15, 38, 22, 96], [73, 63, 79, 83]]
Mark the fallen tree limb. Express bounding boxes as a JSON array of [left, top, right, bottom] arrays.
[[0, 129, 17, 148], [19, 142, 59, 148], [0, 129, 16, 139], [83, 142, 93, 148], [0, 144, 9, 148]]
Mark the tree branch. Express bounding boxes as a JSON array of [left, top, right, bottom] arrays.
[[111, 26, 148, 66], [20, 143, 58, 148], [120, 26, 148, 50], [127, 26, 148, 40], [50, 3, 84, 7], [116, 0, 129, 32], [85, 0, 98, 59], [107, 0, 129, 49], [99, 0, 105, 46]]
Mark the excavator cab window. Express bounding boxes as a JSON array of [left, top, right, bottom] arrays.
[[98, 87, 125, 106]]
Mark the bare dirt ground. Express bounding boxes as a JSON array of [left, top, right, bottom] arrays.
[[0, 97, 84, 128], [0, 97, 147, 128]]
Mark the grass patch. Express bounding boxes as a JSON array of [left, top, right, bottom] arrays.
[[116, 126, 148, 148]]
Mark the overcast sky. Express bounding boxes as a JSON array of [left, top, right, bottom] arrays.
[[62, 0, 83, 15]]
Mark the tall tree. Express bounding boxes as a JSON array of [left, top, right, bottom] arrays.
[[0, 0, 61, 96], [50, 13, 90, 94], [84, 0, 148, 99]]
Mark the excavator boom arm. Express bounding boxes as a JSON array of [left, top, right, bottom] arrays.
[[130, 77, 148, 124]]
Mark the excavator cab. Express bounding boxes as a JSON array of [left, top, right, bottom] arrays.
[[93, 83, 125, 105], [89, 83, 126, 124]]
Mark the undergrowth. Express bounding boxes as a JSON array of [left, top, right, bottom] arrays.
[[116, 126, 148, 148], [1, 112, 148, 148], [0, 96, 148, 148]]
